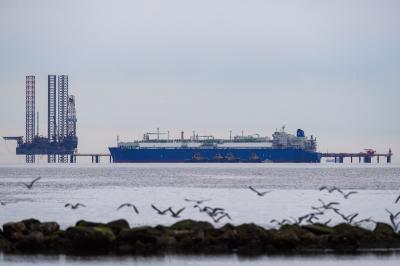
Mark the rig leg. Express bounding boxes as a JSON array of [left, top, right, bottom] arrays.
[[364, 156, 371, 163], [350, 156, 353, 163], [377, 156, 379, 163]]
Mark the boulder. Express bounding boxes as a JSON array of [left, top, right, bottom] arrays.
[[302, 224, 334, 235], [106, 219, 130, 235], [328, 223, 372, 251], [65, 225, 116, 253], [0, 232, 11, 251], [234, 223, 271, 254], [373, 223, 395, 237], [76, 220, 105, 228], [117, 227, 161, 254], [3, 222, 26, 241], [21, 218, 41, 232], [270, 227, 301, 250], [38, 222, 60, 236], [15, 231, 44, 252], [170, 220, 214, 231]]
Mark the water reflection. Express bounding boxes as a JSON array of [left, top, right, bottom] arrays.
[[2, 253, 400, 266]]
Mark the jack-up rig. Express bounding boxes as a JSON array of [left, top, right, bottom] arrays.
[[3, 75, 78, 163]]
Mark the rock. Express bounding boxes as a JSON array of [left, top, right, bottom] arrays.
[[170, 220, 214, 231], [0, 232, 11, 251], [21, 218, 41, 232], [15, 231, 44, 252], [118, 227, 159, 252], [373, 223, 395, 237], [106, 219, 130, 235], [65, 225, 116, 253], [3, 222, 26, 241], [38, 222, 60, 236], [117, 228, 158, 254], [270, 226, 301, 250], [302, 224, 334, 235], [76, 220, 105, 228], [234, 223, 271, 254], [364, 222, 400, 249], [42, 234, 73, 254], [328, 223, 372, 251]]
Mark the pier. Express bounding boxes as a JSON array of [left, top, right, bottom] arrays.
[[70, 153, 112, 163], [321, 149, 393, 163]]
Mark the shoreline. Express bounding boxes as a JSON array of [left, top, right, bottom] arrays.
[[2, 218, 400, 256]]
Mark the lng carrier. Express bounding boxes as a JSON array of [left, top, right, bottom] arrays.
[[109, 127, 321, 163]]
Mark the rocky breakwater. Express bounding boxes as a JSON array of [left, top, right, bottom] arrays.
[[1, 219, 400, 255]]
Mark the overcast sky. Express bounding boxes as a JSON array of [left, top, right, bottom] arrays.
[[0, 0, 399, 163]]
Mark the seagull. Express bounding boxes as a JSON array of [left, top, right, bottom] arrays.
[[333, 209, 359, 224], [353, 217, 376, 226], [313, 199, 340, 211], [169, 207, 185, 218], [65, 203, 86, 209], [184, 198, 211, 204], [321, 219, 332, 226], [395, 195, 400, 204], [270, 219, 291, 226], [386, 209, 400, 231], [339, 190, 358, 199], [212, 213, 232, 223], [385, 209, 400, 230], [117, 203, 139, 214], [319, 186, 342, 193], [23, 176, 41, 189], [151, 204, 170, 215], [194, 205, 225, 216], [248, 186, 271, 196], [291, 214, 313, 225]]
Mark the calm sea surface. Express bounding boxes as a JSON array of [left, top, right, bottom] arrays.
[[1, 163, 400, 265]]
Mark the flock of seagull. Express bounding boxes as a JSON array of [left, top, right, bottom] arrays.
[[267, 185, 400, 231], [1, 177, 400, 230]]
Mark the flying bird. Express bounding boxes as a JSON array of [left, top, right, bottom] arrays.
[[320, 219, 332, 226], [395, 195, 400, 204], [212, 213, 232, 223], [65, 203, 86, 209], [169, 207, 185, 218], [270, 219, 291, 226], [353, 217, 376, 226], [117, 203, 139, 214], [184, 198, 211, 204], [151, 204, 170, 215], [23, 176, 41, 189], [313, 199, 340, 211], [193, 205, 225, 217], [319, 186, 342, 193], [248, 186, 271, 196], [290, 214, 313, 225], [385, 209, 400, 230], [339, 190, 358, 199], [333, 209, 359, 224]]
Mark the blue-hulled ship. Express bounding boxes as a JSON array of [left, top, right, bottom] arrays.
[[109, 127, 321, 163]]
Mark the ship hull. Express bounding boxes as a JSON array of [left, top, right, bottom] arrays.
[[109, 147, 321, 163]]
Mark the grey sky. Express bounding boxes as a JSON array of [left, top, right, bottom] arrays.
[[0, 0, 399, 163]]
